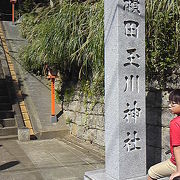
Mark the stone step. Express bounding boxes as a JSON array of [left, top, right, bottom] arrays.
[[0, 103, 12, 110], [0, 96, 10, 103], [0, 135, 18, 141], [0, 110, 14, 119], [0, 118, 15, 127], [0, 126, 18, 136], [0, 80, 6, 86], [0, 89, 8, 95]]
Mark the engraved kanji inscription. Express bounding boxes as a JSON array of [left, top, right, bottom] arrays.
[[123, 101, 141, 123], [123, 131, 141, 152], [124, 75, 139, 92], [124, 48, 140, 67], [123, 0, 141, 15], [124, 21, 139, 38]]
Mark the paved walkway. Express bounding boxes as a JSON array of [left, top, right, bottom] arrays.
[[1, 21, 69, 139], [0, 138, 104, 180]]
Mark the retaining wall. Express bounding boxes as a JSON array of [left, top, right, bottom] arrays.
[[60, 89, 174, 167]]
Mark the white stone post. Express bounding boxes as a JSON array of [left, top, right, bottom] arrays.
[[85, 0, 146, 179]]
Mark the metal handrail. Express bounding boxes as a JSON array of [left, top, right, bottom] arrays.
[[0, 12, 12, 16]]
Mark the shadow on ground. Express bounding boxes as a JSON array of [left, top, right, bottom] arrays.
[[0, 161, 20, 171], [146, 90, 162, 170]]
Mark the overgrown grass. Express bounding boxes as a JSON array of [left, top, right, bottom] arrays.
[[19, 0, 180, 99], [17, 0, 49, 14], [19, 0, 104, 99], [146, 0, 180, 88]]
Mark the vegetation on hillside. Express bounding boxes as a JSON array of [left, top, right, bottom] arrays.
[[146, 0, 180, 87], [17, 0, 49, 14], [19, 0, 104, 101], [19, 0, 180, 100]]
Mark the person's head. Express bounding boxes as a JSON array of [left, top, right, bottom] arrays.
[[173, 176, 180, 180], [169, 89, 180, 115]]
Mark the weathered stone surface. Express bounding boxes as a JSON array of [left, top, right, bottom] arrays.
[[71, 123, 77, 136], [86, 115, 96, 129], [96, 116, 104, 130], [75, 113, 84, 126], [161, 127, 170, 150], [89, 103, 104, 115], [66, 101, 81, 112], [77, 125, 86, 139], [82, 129, 97, 143], [94, 130, 105, 147], [63, 98, 105, 147], [161, 91, 170, 107], [161, 127, 171, 162], [161, 108, 175, 127], [64, 111, 77, 123]]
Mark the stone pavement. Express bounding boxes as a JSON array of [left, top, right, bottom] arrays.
[[1, 21, 69, 139], [0, 138, 105, 180]]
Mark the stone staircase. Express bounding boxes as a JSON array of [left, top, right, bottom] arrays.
[[0, 67, 18, 140]]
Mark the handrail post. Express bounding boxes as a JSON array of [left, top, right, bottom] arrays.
[[10, 0, 17, 24], [47, 66, 58, 123]]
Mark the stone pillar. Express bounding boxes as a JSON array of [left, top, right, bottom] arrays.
[[85, 0, 146, 179]]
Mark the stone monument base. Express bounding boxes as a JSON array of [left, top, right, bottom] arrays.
[[84, 169, 147, 180], [84, 169, 114, 180]]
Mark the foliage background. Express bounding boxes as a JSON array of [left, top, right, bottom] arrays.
[[146, 0, 180, 89], [19, 0, 104, 101], [18, 0, 180, 100], [17, 0, 49, 14]]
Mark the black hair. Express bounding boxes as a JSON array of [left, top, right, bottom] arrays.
[[169, 89, 180, 104], [173, 176, 180, 180]]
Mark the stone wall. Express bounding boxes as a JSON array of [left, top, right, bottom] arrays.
[[61, 89, 174, 167], [61, 93, 105, 147]]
